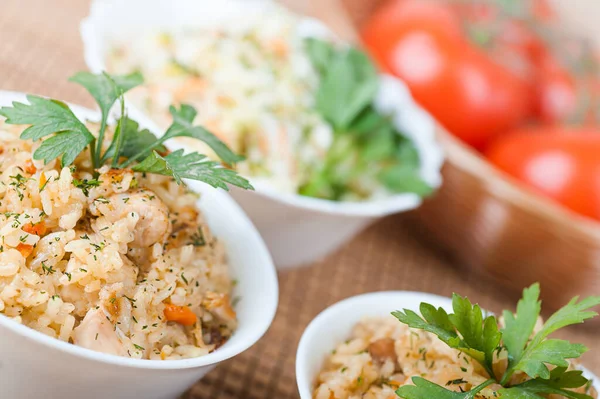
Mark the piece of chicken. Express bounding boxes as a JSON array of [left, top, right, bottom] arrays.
[[368, 338, 397, 366], [202, 292, 237, 330], [96, 189, 171, 248], [73, 308, 128, 357]]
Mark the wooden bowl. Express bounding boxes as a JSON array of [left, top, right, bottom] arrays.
[[313, 0, 600, 314], [415, 128, 600, 312]]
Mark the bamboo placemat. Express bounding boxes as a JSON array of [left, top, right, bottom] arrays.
[[1, 1, 599, 398]]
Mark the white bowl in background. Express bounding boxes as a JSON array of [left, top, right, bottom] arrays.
[[295, 291, 600, 399], [0, 91, 279, 399], [80, 0, 444, 268]]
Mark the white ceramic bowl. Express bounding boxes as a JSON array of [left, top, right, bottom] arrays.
[[80, 0, 444, 269], [0, 91, 279, 399], [296, 291, 600, 399]]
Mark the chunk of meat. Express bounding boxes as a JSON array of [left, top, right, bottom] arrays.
[[368, 338, 397, 365], [118, 255, 139, 290], [202, 292, 237, 330], [73, 308, 128, 357], [207, 326, 228, 349], [101, 189, 171, 248]]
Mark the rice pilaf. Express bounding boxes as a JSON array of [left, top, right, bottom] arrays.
[[0, 119, 237, 360], [314, 316, 598, 399]]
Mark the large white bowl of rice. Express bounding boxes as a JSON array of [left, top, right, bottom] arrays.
[[0, 91, 278, 399], [81, 0, 444, 268]]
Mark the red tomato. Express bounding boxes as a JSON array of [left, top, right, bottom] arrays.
[[495, 19, 546, 66], [455, 2, 577, 125], [486, 127, 600, 221], [457, 4, 547, 63], [360, 0, 464, 42], [362, 0, 532, 150], [534, 56, 577, 124]]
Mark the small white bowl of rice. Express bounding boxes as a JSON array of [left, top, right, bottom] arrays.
[[0, 91, 278, 399], [296, 291, 600, 399], [81, 0, 444, 269]]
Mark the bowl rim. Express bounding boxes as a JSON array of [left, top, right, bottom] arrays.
[[295, 290, 600, 398], [0, 90, 279, 370], [79, 0, 444, 218]]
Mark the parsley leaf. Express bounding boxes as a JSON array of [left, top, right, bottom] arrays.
[[132, 150, 253, 190], [0, 95, 95, 167], [103, 118, 165, 163], [304, 37, 335, 77], [161, 104, 244, 165], [121, 104, 244, 168], [69, 71, 143, 165], [393, 295, 500, 379], [449, 293, 502, 378], [379, 164, 433, 196], [34, 130, 94, 167], [503, 295, 600, 382], [0, 71, 252, 192], [392, 304, 459, 346], [534, 295, 600, 340], [69, 72, 143, 120], [302, 39, 431, 200], [499, 367, 595, 399], [0, 95, 93, 141], [314, 45, 378, 130], [517, 339, 588, 380], [392, 284, 599, 399], [396, 377, 494, 399], [352, 110, 431, 196], [502, 283, 542, 371]]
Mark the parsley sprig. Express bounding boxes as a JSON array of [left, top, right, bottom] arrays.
[[0, 72, 253, 191], [299, 38, 431, 200], [393, 284, 600, 399]]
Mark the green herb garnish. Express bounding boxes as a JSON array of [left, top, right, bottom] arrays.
[[300, 38, 431, 200], [9, 174, 31, 201], [41, 261, 55, 275], [394, 284, 600, 399], [0, 72, 253, 191], [189, 227, 206, 247], [133, 343, 145, 351], [73, 178, 101, 196]]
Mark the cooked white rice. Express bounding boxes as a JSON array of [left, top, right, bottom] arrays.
[[105, 6, 335, 195], [0, 119, 237, 360], [314, 316, 596, 399]]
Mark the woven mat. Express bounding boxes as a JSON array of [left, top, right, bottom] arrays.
[[2, 1, 598, 398]]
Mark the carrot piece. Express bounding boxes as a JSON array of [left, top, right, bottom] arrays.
[[38, 172, 47, 191], [24, 160, 36, 175], [270, 38, 288, 58], [387, 380, 402, 389], [22, 221, 46, 236], [163, 304, 197, 326], [16, 243, 34, 258]]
